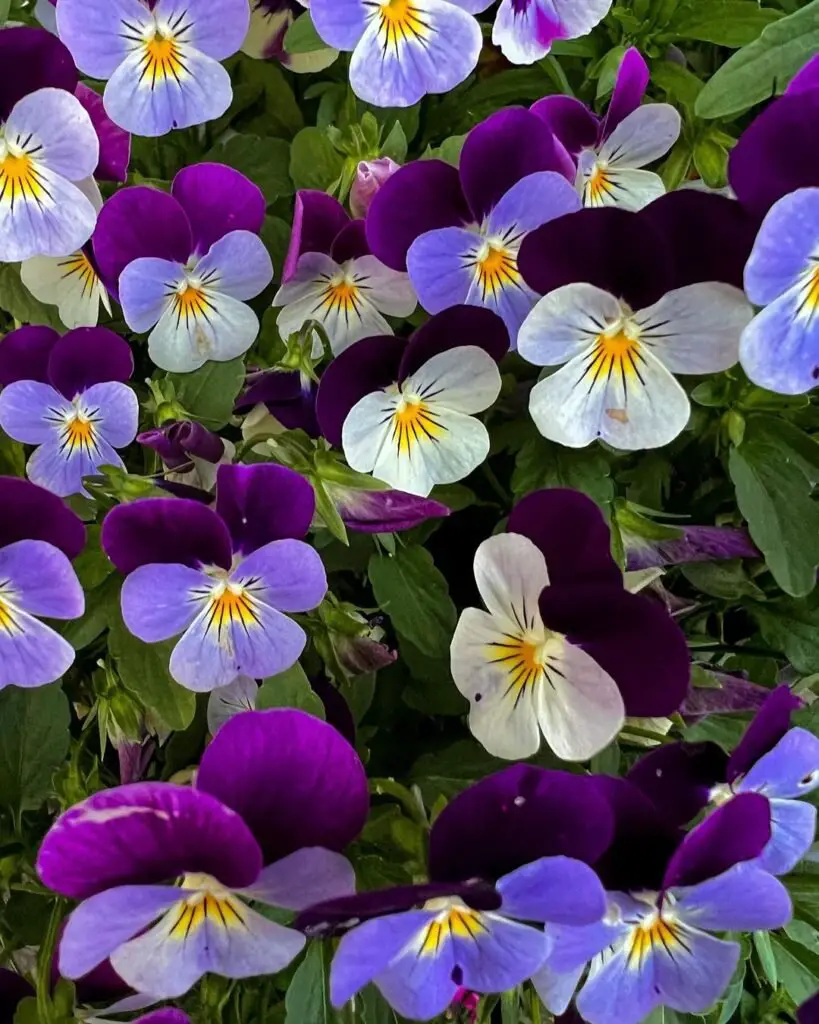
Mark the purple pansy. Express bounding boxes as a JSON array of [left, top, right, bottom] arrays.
[[533, 48, 680, 210], [331, 486, 451, 533], [628, 685, 819, 876], [139, 419, 232, 497], [368, 109, 578, 342], [491, 0, 611, 64], [0, 326, 138, 498], [39, 709, 368, 999], [242, 0, 338, 72], [0, 477, 85, 690], [101, 463, 326, 692], [315, 306, 508, 497], [56, 0, 250, 136], [236, 366, 320, 438], [297, 764, 614, 1021], [800, 992, 819, 1024], [273, 190, 416, 356], [450, 489, 691, 761], [93, 164, 273, 372]]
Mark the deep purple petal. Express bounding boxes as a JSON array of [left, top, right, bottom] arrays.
[[0, 325, 58, 386], [138, 420, 223, 470], [624, 523, 759, 570], [787, 54, 819, 96], [310, 675, 357, 746], [507, 488, 621, 587], [366, 160, 470, 272], [428, 765, 615, 884], [0, 969, 34, 1024], [727, 684, 802, 782], [626, 742, 727, 828], [215, 463, 316, 552], [197, 709, 369, 864], [799, 992, 819, 1024], [171, 163, 266, 257], [74, 82, 130, 184], [518, 207, 671, 310], [0, 478, 85, 558], [37, 782, 263, 900], [661, 791, 771, 889], [538, 584, 690, 717], [0, 27, 77, 121], [680, 673, 772, 723], [92, 187, 192, 298], [284, 190, 350, 282], [137, 1012, 191, 1024], [331, 220, 370, 263], [398, 306, 509, 379], [100, 498, 233, 574], [315, 336, 405, 446], [530, 95, 599, 156], [334, 487, 450, 533], [600, 47, 649, 140], [236, 369, 319, 436], [47, 327, 133, 399]]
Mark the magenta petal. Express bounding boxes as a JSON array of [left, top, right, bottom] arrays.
[[727, 685, 801, 781], [600, 47, 649, 140], [215, 464, 316, 552], [37, 782, 263, 900], [335, 488, 450, 532], [283, 190, 350, 282], [366, 160, 470, 272], [428, 765, 615, 884], [624, 522, 759, 570], [0, 325, 59, 386], [47, 328, 133, 399], [331, 220, 370, 263], [0, 26, 77, 121], [680, 673, 771, 723], [74, 83, 130, 184], [197, 709, 369, 864], [171, 163, 266, 257], [626, 742, 727, 828], [101, 498, 233, 574], [137, 1013, 191, 1024], [315, 335, 405, 446], [399, 306, 509, 378], [530, 95, 599, 156], [787, 54, 819, 96], [93, 187, 192, 297], [661, 792, 771, 890], [0, 478, 85, 558]]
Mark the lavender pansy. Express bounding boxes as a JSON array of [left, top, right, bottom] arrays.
[[0, 477, 85, 690], [93, 164, 273, 372], [101, 463, 326, 691], [316, 307, 507, 497], [273, 191, 416, 356], [56, 0, 250, 137], [39, 710, 367, 999], [492, 0, 611, 64], [0, 327, 138, 498], [242, 0, 338, 72]]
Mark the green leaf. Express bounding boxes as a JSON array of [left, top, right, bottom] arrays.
[[360, 985, 399, 1024], [770, 932, 819, 1004], [0, 0, 11, 29], [682, 560, 764, 600], [284, 942, 331, 1024], [696, 0, 819, 119], [381, 121, 408, 163], [754, 930, 778, 987], [748, 594, 819, 673], [58, 573, 121, 652], [652, 61, 704, 107], [232, 56, 304, 139], [0, 264, 64, 329], [167, 357, 246, 431], [512, 435, 614, 506], [0, 684, 70, 815], [257, 662, 325, 718], [283, 11, 326, 54], [368, 546, 457, 659], [693, 137, 728, 189], [208, 134, 292, 204], [717, 958, 746, 1023], [672, 1, 782, 47], [289, 127, 345, 191]]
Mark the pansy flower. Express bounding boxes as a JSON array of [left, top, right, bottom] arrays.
[[139, 419, 233, 497], [101, 463, 326, 691], [0, 327, 138, 498], [491, 0, 611, 64], [273, 190, 416, 356], [533, 48, 681, 210], [39, 709, 368, 998], [297, 764, 615, 1021], [56, 0, 251, 137], [517, 202, 754, 449], [628, 685, 819, 875], [451, 489, 691, 762], [0, 477, 85, 691], [367, 109, 577, 342], [316, 306, 507, 497], [310, 0, 483, 108], [534, 785, 791, 1024], [93, 164, 273, 372], [242, 0, 338, 72], [236, 367, 320, 441]]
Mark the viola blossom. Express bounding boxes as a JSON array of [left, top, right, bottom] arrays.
[[331, 485, 450, 534], [93, 164, 273, 373], [350, 157, 401, 219], [310, 0, 483, 108], [628, 685, 819, 875], [56, 0, 250, 137], [368, 109, 578, 342], [0, 477, 85, 690], [39, 709, 369, 999], [517, 202, 754, 449], [534, 785, 791, 1024], [297, 765, 616, 1021], [491, 0, 611, 64], [316, 306, 507, 497], [273, 191, 416, 356], [619, 512, 758, 571], [139, 420, 234, 498], [242, 0, 339, 72], [101, 463, 327, 692], [450, 489, 691, 762], [533, 48, 680, 210]]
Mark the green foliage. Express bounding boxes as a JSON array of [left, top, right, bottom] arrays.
[[167, 358, 246, 430], [0, 684, 69, 817]]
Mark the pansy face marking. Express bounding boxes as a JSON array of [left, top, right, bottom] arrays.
[[376, 0, 430, 52], [389, 388, 446, 457], [622, 894, 688, 970], [166, 873, 250, 941], [0, 133, 47, 210], [416, 899, 489, 956], [56, 399, 100, 460], [468, 234, 524, 304], [130, 11, 191, 89]]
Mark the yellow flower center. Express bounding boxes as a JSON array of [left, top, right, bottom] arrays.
[[141, 31, 187, 87], [207, 583, 259, 638], [168, 874, 248, 940], [320, 278, 361, 316], [798, 263, 819, 320], [391, 396, 446, 456], [58, 252, 99, 296], [626, 910, 685, 969], [418, 899, 488, 957], [378, 0, 428, 48], [585, 164, 616, 207], [62, 413, 96, 455], [0, 151, 45, 207], [475, 242, 521, 300], [171, 283, 210, 324], [0, 595, 21, 636]]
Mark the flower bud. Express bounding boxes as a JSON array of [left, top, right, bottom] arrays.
[[350, 157, 400, 218]]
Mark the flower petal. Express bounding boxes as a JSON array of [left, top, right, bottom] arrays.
[[601, 48, 649, 139], [239, 847, 357, 910], [56, 0, 150, 78], [154, 0, 250, 60], [0, 609, 77, 690], [399, 306, 509, 376], [283, 190, 350, 281], [207, 674, 257, 734], [75, 82, 131, 184], [216, 464, 316, 553], [20, 252, 110, 330], [740, 284, 819, 395], [745, 187, 819, 305], [232, 538, 327, 612], [0, 26, 77, 120], [0, 478, 85, 557], [739, 726, 819, 799], [148, 291, 260, 372], [48, 327, 134, 398], [171, 164, 266, 256], [310, 0, 370, 49], [598, 103, 681, 169], [518, 282, 623, 367], [757, 797, 817, 875], [192, 231, 272, 300], [0, 380, 64, 445], [0, 325, 57, 386], [674, 861, 792, 932], [7, 87, 99, 182], [497, 855, 606, 925], [0, 538, 84, 619], [120, 563, 207, 642]]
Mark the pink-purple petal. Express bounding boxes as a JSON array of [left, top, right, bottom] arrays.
[[600, 47, 649, 140], [331, 219, 370, 263], [216, 464, 315, 552], [334, 487, 450, 532], [626, 741, 726, 828], [171, 163, 266, 257], [530, 94, 599, 156], [75, 82, 131, 184], [47, 327, 134, 399], [284, 190, 351, 282], [0, 477, 85, 558], [0, 326, 58, 386]]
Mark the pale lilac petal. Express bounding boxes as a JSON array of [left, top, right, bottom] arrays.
[[119, 258, 185, 333], [651, 931, 739, 1018], [740, 285, 819, 395], [0, 165, 97, 262], [7, 88, 99, 182], [739, 727, 819, 799], [576, 945, 660, 1024], [26, 434, 125, 498], [240, 848, 356, 910], [0, 613, 76, 690], [56, 0, 151, 78], [757, 798, 817, 875], [154, 0, 250, 60], [207, 675, 257, 734], [310, 0, 369, 49], [81, 382, 139, 449], [497, 856, 606, 925], [193, 231, 273, 301], [120, 563, 208, 643], [744, 188, 819, 305], [406, 227, 479, 314], [0, 538, 84, 619], [0, 381, 66, 445], [148, 291, 260, 372], [235, 539, 327, 613], [674, 862, 792, 932], [452, 915, 550, 996]]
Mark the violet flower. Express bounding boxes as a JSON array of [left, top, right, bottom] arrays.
[[273, 190, 416, 356], [367, 109, 578, 343], [236, 366, 320, 438], [92, 164, 273, 372], [101, 463, 327, 692], [450, 488, 691, 762], [533, 48, 680, 210], [622, 520, 758, 570], [56, 0, 251, 137], [800, 992, 819, 1024], [0, 326, 138, 498], [315, 306, 507, 497], [0, 477, 85, 690], [331, 486, 450, 533], [491, 0, 611, 65], [628, 685, 819, 875], [242, 0, 338, 72], [139, 419, 231, 495], [39, 709, 368, 999]]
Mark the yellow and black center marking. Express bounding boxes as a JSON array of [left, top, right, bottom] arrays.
[[0, 148, 49, 211], [58, 252, 100, 299], [474, 244, 521, 302], [205, 584, 261, 641], [121, 10, 194, 90], [575, 328, 646, 398], [419, 906, 489, 957], [316, 278, 363, 323], [168, 891, 249, 940], [376, 0, 432, 54], [626, 913, 689, 969], [0, 593, 23, 636], [62, 414, 96, 457], [391, 398, 446, 456], [796, 262, 819, 321]]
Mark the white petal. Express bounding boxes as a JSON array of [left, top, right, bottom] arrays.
[[599, 104, 681, 168], [406, 345, 502, 415], [207, 675, 258, 735], [518, 283, 622, 367], [353, 255, 417, 318], [473, 532, 550, 629], [148, 292, 260, 372], [582, 166, 666, 211], [21, 252, 106, 329]]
